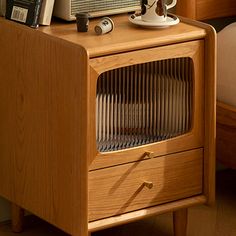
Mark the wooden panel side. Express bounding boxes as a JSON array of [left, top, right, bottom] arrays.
[[216, 102, 236, 169], [203, 23, 216, 206], [196, 0, 236, 20], [217, 102, 236, 125], [175, 0, 197, 19], [0, 20, 89, 235], [176, 0, 236, 20], [173, 208, 188, 236], [175, 18, 216, 205]]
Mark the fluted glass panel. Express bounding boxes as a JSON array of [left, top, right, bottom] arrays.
[[96, 58, 193, 152]]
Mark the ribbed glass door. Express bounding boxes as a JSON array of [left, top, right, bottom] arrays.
[[96, 57, 193, 152]]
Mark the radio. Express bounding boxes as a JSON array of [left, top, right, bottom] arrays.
[[53, 0, 141, 21]]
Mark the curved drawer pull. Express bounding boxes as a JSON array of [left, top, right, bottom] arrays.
[[144, 151, 155, 159], [143, 181, 154, 189]]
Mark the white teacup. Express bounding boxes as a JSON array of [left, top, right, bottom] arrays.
[[141, 0, 177, 22]]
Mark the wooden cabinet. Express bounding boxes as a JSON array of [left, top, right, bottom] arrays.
[[0, 15, 216, 236]]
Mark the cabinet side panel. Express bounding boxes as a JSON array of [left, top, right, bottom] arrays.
[[203, 23, 216, 205], [196, 0, 236, 20], [175, 0, 197, 20], [0, 19, 88, 235], [176, 0, 236, 20]]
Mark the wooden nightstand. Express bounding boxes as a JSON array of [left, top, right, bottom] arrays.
[[0, 14, 216, 236]]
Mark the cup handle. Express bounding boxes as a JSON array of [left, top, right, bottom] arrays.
[[166, 0, 177, 10]]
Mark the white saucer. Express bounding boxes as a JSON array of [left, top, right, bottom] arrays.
[[128, 14, 180, 28]]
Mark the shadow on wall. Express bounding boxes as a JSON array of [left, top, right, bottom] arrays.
[[0, 197, 10, 222]]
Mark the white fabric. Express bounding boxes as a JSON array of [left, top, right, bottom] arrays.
[[217, 23, 236, 107]]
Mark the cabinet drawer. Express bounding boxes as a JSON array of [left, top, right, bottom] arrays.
[[88, 149, 203, 221]]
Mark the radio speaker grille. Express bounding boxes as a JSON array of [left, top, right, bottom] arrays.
[[96, 58, 193, 152], [71, 0, 140, 15]]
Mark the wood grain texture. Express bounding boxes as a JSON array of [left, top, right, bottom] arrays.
[[88, 195, 206, 232], [89, 149, 203, 221], [176, 0, 236, 20], [177, 17, 216, 206], [176, 0, 197, 19], [195, 20, 216, 206], [38, 14, 207, 58], [0, 19, 89, 236], [203, 23, 216, 206], [173, 208, 188, 236], [216, 102, 236, 169], [11, 204, 24, 233]]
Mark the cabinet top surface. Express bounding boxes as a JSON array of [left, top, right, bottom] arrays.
[[0, 14, 207, 57]]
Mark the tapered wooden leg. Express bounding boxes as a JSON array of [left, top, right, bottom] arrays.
[[173, 208, 188, 236], [11, 203, 24, 233]]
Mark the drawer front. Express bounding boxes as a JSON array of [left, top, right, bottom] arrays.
[[88, 149, 203, 221]]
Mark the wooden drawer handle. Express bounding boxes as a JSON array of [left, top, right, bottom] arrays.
[[144, 181, 154, 189], [145, 151, 155, 159]]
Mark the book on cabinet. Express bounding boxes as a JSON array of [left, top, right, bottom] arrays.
[[4, 0, 54, 26], [5, 0, 43, 28], [0, 0, 6, 16], [39, 0, 55, 25]]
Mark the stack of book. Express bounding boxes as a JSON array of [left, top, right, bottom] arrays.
[[0, 0, 5, 16], [0, 0, 55, 27]]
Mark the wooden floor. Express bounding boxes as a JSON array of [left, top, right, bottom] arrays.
[[0, 169, 236, 236]]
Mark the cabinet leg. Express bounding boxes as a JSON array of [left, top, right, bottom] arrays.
[[11, 203, 24, 233], [71, 233, 91, 236], [173, 208, 188, 236]]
